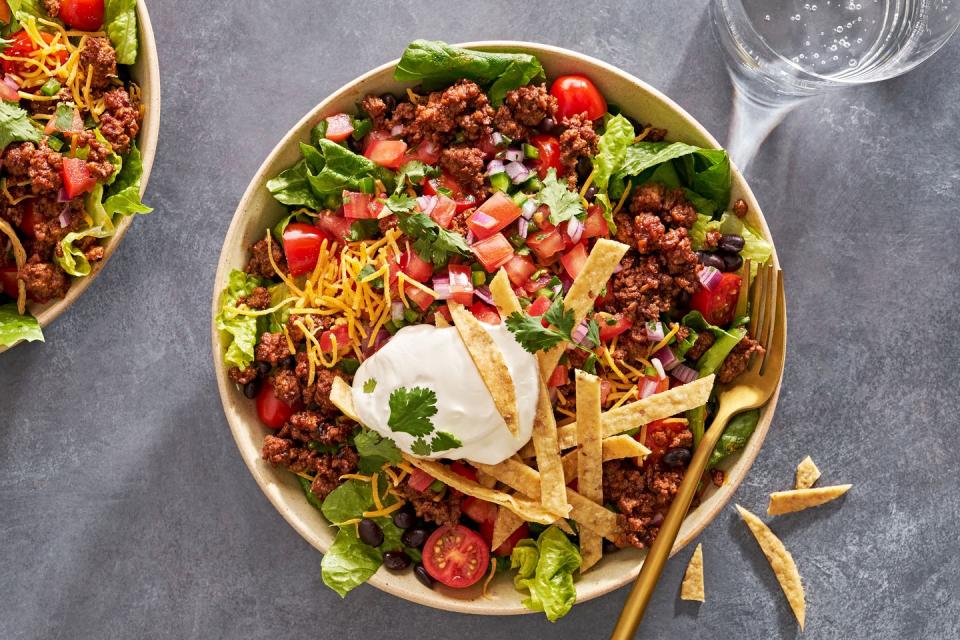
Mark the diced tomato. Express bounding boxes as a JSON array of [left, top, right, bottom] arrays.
[[364, 139, 407, 169], [341, 191, 378, 219], [256, 382, 298, 429], [471, 232, 515, 272], [600, 379, 612, 405], [408, 468, 435, 493], [547, 363, 569, 388], [405, 283, 435, 311], [400, 249, 434, 282], [583, 204, 610, 238], [528, 294, 552, 317], [58, 0, 104, 31], [447, 263, 474, 306], [434, 304, 453, 325], [2, 31, 67, 76], [17, 201, 40, 238], [530, 134, 562, 179], [319, 324, 350, 353], [323, 113, 354, 142], [462, 496, 497, 526], [550, 75, 607, 121], [0, 266, 18, 298], [523, 273, 552, 295], [470, 300, 501, 325], [450, 461, 479, 484], [560, 243, 589, 279], [314, 213, 353, 242], [60, 157, 96, 199], [641, 418, 689, 461], [423, 173, 476, 213], [406, 141, 441, 165], [467, 192, 522, 240], [422, 525, 490, 589], [526, 225, 565, 260], [596, 312, 632, 342], [493, 522, 530, 557], [502, 254, 536, 287], [429, 194, 457, 228], [689, 272, 742, 326], [282, 222, 333, 276]]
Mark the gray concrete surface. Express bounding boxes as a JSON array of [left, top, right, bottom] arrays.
[[2, 1, 959, 638]]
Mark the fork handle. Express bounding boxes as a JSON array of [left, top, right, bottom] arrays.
[[610, 405, 734, 639]]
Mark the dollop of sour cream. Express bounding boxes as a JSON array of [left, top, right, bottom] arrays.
[[352, 323, 539, 465]]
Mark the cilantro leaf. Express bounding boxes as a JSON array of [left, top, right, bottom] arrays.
[[430, 431, 462, 453], [543, 294, 576, 336], [382, 193, 418, 215], [0, 101, 41, 151], [585, 319, 601, 349], [396, 212, 471, 266], [387, 386, 438, 437], [362, 378, 377, 393], [534, 168, 585, 226], [393, 160, 435, 195], [410, 438, 432, 456], [505, 312, 567, 354]]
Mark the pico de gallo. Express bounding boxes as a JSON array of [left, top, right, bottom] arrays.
[[217, 40, 773, 619], [0, 0, 150, 348]]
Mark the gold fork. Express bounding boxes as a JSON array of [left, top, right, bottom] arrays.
[[610, 263, 785, 639]]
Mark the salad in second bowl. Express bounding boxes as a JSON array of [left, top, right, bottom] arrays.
[[217, 40, 773, 620], [0, 0, 151, 348]]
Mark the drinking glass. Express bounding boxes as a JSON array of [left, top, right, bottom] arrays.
[[711, 0, 960, 169]]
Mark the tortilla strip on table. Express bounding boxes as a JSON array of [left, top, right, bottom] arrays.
[[680, 543, 706, 602], [559, 435, 651, 481], [448, 300, 520, 438], [575, 370, 603, 572], [767, 485, 852, 516], [794, 456, 821, 490], [403, 456, 560, 525], [537, 238, 629, 381], [489, 269, 569, 518], [474, 457, 621, 542]]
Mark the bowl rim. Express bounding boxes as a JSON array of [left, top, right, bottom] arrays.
[[210, 40, 784, 616], [0, 0, 161, 354]]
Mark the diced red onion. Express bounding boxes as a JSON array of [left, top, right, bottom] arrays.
[[645, 322, 665, 342], [57, 188, 71, 203], [651, 357, 667, 380], [416, 195, 437, 215], [521, 199, 537, 219], [560, 274, 573, 293], [475, 286, 495, 305], [566, 216, 584, 244], [571, 320, 590, 345], [699, 266, 723, 291], [671, 363, 699, 384], [486, 159, 506, 176], [432, 276, 451, 300], [552, 283, 563, 297], [3, 75, 19, 92], [517, 218, 529, 239], [639, 377, 660, 399], [505, 161, 530, 184], [613, 263, 623, 273], [653, 346, 679, 371], [391, 301, 405, 323], [58, 206, 72, 228], [503, 148, 523, 163], [491, 132, 505, 147], [466, 230, 475, 244], [373, 329, 390, 352], [390, 124, 403, 136]]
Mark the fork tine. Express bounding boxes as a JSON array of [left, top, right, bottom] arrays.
[[748, 262, 767, 337], [760, 269, 786, 377], [760, 265, 777, 351]]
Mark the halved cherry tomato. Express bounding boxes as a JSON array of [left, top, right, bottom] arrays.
[[342, 191, 378, 219], [470, 300, 501, 325], [550, 75, 607, 121], [471, 232, 514, 272], [406, 141, 441, 165], [0, 266, 19, 298], [256, 382, 297, 429], [282, 222, 333, 276], [596, 312, 632, 342], [405, 283, 435, 311], [59, 0, 105, 31], [61, 157, 96, 199], [689, 272, 742, 326], [400, 249, 434, 283], [583, 204, 610, 238], [429, 194, 457, 228], [447, 264, 474, 306], [319, 324, 350, 353], [530, 134, 562, 179], [547, 363, 569, 388], [407, 468, 435, 493], [450, 461, 479, 484], [422, 524, 490, 589], [560, 243, 589, 279], [2, 31, 68, 76], [423, 173, 476, 213], [324, 113, 354, 142], [502, 253, 536, 287], [467, 192, 522, 240], [314, 213, 354, 242], [526, 225, 565, 260], [17, 201, 40, 238], [364, 139, 407, 169]]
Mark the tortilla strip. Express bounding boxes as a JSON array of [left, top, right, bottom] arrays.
[[403, 456, 559, 525], [329, 376, 361, 422], [475, 457, 621, 542], [795, 456, 821, 490], [680, 543, 705, 602], [476, 469, 498, 489], [576, 370, 603, 572], [489, 269, 569, 518], [434, 312, 450, 328], [491, 506, 526, 550], [538, 238, 629, 381], [551, 375, 715, 451], [0, 218, 28, 314], [560, 435, 651, 481], [736, 505, 806, 629], [767, 485, 852, 516], [448, 300, 520, 438]]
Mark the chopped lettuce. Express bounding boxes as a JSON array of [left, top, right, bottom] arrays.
[[320, 479, 374, 525], [395, 40, 545, 106], [709, 408, 761, 469], [103, 0, 138, 65], [215, 269, 263, 369], [353, 430, 402, 474], [2, 1, 49, 35], [104, 141, 152, 217], [510, 525, 581, 622], [0, 101, 41, 151], [592, 114, 635, 192], [266, 160, 323, 210], [321, 528, 383, 598], [0, 303, 43, 346], [55, 225, 113, 277]]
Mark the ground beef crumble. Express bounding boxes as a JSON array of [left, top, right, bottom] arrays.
[[42, 0, 60, 16], [717, 336, 764, 383], [397, 483, 462, 526], [99, 88, 141, 154], [245, 238, 287, 278], [254, 332, 290, 365], [558, 113, 599, 180], [79, 37, 117, 90], [439, 145, 486, 195], [18, 260, 68, 303], [3, 141, 63, 195], [401, 80, 494, 146], [493, 83, 556, 139]]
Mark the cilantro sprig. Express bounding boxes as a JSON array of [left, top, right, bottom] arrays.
[[395, 211, 471, 266], [505, 294, 600, 356], [387, 386, 463, 455], [534, 168, 585, 226]]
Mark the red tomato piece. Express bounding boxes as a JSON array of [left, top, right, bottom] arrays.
[[407, 468, 435, 493], [427, 194, 457, 229], [689, 272, 742, 326], [314, 213, 353, 242], [550, 74, 607, 121], [282, 222, 333, 276], [467, 192, 522, 240], [0, 3, 10, 23], [530, 134, 562, 179], [58, 0, 104, 31], [405, 283, 435, 311], [324, 113, 354, 142], [502, 254, 536, 287], [560, 243, 589, 279], [400, 250, 434, 283], [494, 523, 529, 557], [60, 157, 96, 199], [364, 139, 407, 169], [526, 225, 565, 260], [583, 204, 610, 238], [256, 382, 297, 429], [447, 264, 474, 306], [434, 304, 453, 325], [422, 525, 490, 589], [341, 191, 378, 219], [319, 324, 350, 353], [461, 496, 496, 524], [470, 300, 501, 325], [642, 418, 689, 461], [471, 232, 514, 272], [0, 266, 19, 298], [17, 201, 40, 238], [406, 141, 441, 165], [423, 173, 476, 213], [547, 363, 569, 388], [527, 294, 552, 320], [2, 31, 67, 76], [596, 312, 632, 342]]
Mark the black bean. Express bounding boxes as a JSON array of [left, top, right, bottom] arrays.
[[242, 380, 260, 399], [280, 355, 296, 370], [392, 506, 415, 530], [576, 157, 593, 182], [697, 251, 725, 271], [718, 234, 745, 253], [414, 564, 435, 589], [379, 92, 397, 112], [383, 550, 411, 571], [584, 185, 598, 202], [254, 360, 271, 376], [538, 117, 557, 135], [401, 527, 429, 549], [347, 137, 364, 154], [358, 519, 384, 547], [662, 447, 692, 468], [722, 252, 744, 273]]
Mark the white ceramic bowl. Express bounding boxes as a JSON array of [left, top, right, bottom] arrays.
[[0, 0, 160, 354], [211, 41, 783, 615]]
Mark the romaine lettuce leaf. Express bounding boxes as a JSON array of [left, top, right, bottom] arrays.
[[320, 479, 373, 525], [215, 269, 263, 369], [103, 0, 138, 65], [104, 141, 152, 217], [709, 408, 760, 468], [592, 114, 635, 193], [510, 525, 581, 622], [0, 303, 43, 346], [266, 159, 323, 210], [321, 528, 383, 598], [690, 213, 772, 278]]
